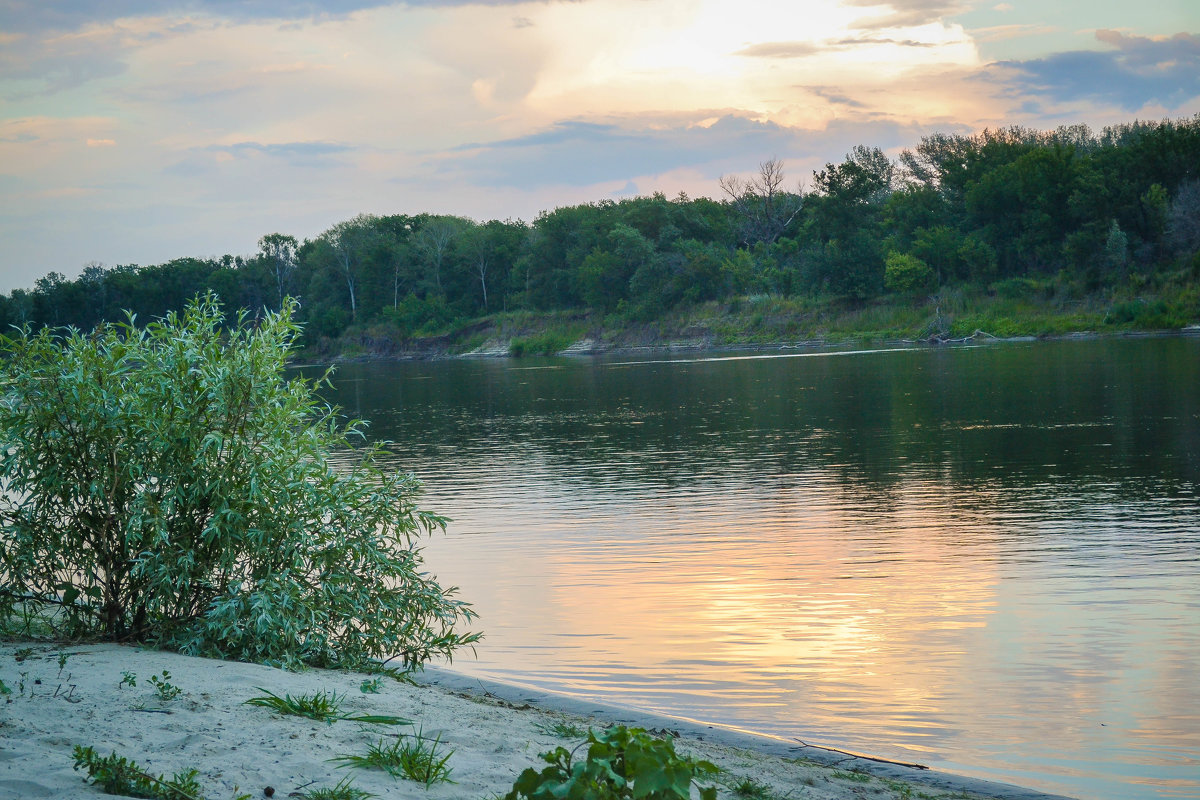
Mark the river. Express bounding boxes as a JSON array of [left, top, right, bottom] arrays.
[[321, 336, 1200, 800]]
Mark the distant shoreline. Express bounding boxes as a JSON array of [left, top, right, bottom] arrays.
[[304, 323, 1200, 365]]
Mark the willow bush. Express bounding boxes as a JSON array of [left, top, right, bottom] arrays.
[[0, 295, 478, 669]]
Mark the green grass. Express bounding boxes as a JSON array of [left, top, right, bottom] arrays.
[[533, 720, 588, 739], [883, 778, 916, 799], [302, 776, 375, 800], [509, 328, 581, 356], [244, 689, 408, 725], [331, 729, 454, 786], [832, 768, 873, 783], [729, 776, 777, 799]]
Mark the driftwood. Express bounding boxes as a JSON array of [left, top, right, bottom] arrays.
[[792, 738, 929, 770], [902, 328, 1000, 345]]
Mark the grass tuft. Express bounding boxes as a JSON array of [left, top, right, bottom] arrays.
[[331, 728, 454, 787], [533, 720, 588, 739], [244, 688, 408, 725], [730, 776, 777, 799], [301, 775, 375, 800]]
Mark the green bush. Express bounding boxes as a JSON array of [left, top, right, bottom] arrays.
[[883, 252, 935, 294], [503, 725, 718, 800], [509, 330, 577, 357], [1103, 298, 1185, 329], [0, 295, 478, 669]]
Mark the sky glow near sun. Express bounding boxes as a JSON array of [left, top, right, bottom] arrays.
[[0, 0, 1198, 290]]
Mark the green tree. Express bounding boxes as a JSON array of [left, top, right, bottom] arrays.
[[258, 233, 299, 311], [0, 295, 478, 669], [319, 215, 380, 321], [413, 215, 470, 295]]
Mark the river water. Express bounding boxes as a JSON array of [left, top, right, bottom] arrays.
[[321, 337, 1200, 800]]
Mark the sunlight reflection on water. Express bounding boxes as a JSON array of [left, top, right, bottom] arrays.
[[323, 338, 1200, 800]]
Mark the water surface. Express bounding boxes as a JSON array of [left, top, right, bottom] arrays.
[[323, 337, 1200, 800]]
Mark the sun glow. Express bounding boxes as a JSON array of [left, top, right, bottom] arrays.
[[521, 0, 980, 124]]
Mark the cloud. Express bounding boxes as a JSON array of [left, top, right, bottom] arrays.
[[437, 114, 924, 190], [86, 138, 117, 147], [992, 29, 1200, 111], [834, 36, 935, 47], [805, 86, 870, 109], [161, 140, 352, 178], [842, 0, 964, 30], [735, 34, 947, 61], [0, 0, 544, 35], [735, 42, 821, 59], [206, 140, 354, 166], [0, 15, 196, 96]]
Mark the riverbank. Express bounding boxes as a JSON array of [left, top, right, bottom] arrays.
[[0, 642, 1075, 800], [299, 286, 1200, 362]]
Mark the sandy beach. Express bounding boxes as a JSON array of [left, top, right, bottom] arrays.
[[0, 642, 1073, 800]]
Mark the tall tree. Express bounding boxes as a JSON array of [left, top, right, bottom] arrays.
[[258, 233, 299, 311], [413, 216, 469, 294], [319, 215, 379, 320], [719, 158, 804, 247]]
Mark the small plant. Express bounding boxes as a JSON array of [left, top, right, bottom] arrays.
[[832, 769, 872, 784], [73, 745, 203, 800], [534, 721, 588, 739], [149, 670, 181, 701], [359, 678, 382, 694], [245, 688, 407, 725], [502, 725, 718, 800], [121, 671, 138, 688], [302, 776, 375, 800], [730, 776, 775, 799], [0, 678, 11, 699], [13, 647, 33, 662], [882, 779, 915, 800], [332, 729, 454, 787], [57, 651, 69, 673]]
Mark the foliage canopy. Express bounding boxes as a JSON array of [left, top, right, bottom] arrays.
[[0, 295, 478, 669], [3, 115, 1199, 344]]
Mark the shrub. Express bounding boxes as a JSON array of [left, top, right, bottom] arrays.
[[0, 295, 478, 669], [1103, 298, 1185, 329], [509, 329, 577, 357], [503, 725, 718, 800], [883, 252, 935, 294]]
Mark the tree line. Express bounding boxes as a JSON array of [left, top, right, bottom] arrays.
[[4, 115, 1198, 344]]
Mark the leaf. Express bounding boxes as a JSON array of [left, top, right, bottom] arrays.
[[58, 583, 80, 606]]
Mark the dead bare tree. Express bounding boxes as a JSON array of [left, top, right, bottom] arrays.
[[719, 157, 804, 247]]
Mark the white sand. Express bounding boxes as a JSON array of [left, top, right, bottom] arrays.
[[0, 642, 1068, 800]]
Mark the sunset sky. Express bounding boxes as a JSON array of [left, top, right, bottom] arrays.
[[1, 0, 1197, 292]]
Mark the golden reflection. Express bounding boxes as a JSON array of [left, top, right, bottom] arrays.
[[424, 477, 1001, 751]]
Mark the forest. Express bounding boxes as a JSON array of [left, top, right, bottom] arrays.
[[4, 115, 1199, 353]]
